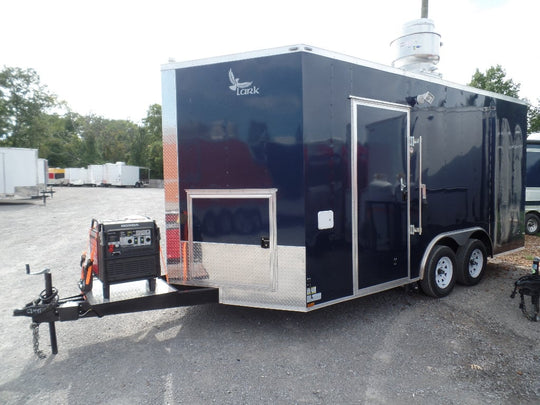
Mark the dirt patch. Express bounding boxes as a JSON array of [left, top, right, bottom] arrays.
[[491, 234, 540, 270]]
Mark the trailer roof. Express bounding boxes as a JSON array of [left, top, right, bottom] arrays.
[[162, 44, 528, 106], [0, 147, 38, 153]]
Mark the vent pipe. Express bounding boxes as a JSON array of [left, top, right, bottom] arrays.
[[421, 0, 428, 18], [391, 0, 442, 77]]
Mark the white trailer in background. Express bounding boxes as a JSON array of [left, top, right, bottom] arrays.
[[37, 158, 48, 188], [0, 147, 39, 197], [102, 162, 142, 187], [65, 167, 88, 186], [87, 164, 104, 186]]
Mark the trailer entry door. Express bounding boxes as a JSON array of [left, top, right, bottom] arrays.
[[185, 189, 278, 291], [351, 98, 411, 292]]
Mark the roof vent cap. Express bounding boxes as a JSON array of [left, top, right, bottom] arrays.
[[391, 18, 442, 77]]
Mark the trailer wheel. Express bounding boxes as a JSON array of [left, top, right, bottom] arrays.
[[525, 213, 540, 235], [420, 245, 456, 298], [456, 239, 487, 286]]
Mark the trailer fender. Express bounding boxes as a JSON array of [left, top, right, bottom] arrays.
[[418, 227, 492, 282]]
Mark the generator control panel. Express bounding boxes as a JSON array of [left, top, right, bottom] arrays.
[[107, 228, 153, 249]]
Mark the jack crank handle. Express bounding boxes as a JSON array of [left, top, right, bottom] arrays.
[[44, 272, 58, 355]]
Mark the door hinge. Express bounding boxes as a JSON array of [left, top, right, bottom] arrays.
[[410, 225, 422, 235], [409, 136, 420, 148]]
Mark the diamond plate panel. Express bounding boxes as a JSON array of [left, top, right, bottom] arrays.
[[167, 243, 306, 311], [220, 245, 306, 311]]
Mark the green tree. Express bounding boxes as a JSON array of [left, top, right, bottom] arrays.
[[529, 101, 540, 134], [75, 114, 138, 165], [0, 66, 163, 174], [468, 65, 540, 134], [39, 112, 84, 167], [0, 67, 58, 147], [469, 65, 521, 98], [140, 104, 163, 179]]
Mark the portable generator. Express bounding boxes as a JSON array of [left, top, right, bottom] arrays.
[[80, 216, 161, 299]]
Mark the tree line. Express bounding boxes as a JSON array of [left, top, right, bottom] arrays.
[[0, 67, 163, 178], [468, 65, 539, 133], [1, 65, 539, 181]]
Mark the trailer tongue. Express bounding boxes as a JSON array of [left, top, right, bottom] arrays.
[[13, 267, 218, 357], [13, 217, 218, 357]]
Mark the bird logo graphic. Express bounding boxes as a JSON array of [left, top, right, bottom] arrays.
[[228, 69, 253, 91]]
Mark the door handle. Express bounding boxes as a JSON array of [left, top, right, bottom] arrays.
[[400, 177, 407, 201]]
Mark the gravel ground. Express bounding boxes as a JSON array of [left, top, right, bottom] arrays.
[[1, 187, 539, 404]]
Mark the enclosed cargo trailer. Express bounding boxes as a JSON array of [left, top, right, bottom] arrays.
[[12, 44, 529, 356], [65, 167, 88, 186], [37, 158, 48, 188], [87, 164, 104, 186], [102, 162, 142, 187], [0, 147, 39, 196], [161, 45, 527, 312]]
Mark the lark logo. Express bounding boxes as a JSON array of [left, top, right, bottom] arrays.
[[228, 69, 260, 96]]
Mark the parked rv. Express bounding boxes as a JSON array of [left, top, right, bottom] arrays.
[[525, 133, 540, 234], [48, 168, 66, 185], [161, 44, 527, 311]]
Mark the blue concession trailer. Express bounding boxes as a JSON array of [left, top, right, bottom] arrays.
[[161, 45, 527, 311]]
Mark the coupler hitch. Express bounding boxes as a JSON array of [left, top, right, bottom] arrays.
[[14, 265, 60, 357], [13, 265, 86, 358]]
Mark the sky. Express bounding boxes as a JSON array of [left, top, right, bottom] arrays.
[[2, 0, 538, 123]]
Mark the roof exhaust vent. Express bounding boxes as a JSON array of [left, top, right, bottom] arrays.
[[390, 0, 442, 77]]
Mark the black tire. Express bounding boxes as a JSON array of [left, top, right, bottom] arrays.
[[525, 213, 540, 235], [456, 239, 487, 286], [420, 245, 457, 298]]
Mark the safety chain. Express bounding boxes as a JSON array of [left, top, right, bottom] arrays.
[[30, 322, 47, 359]]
